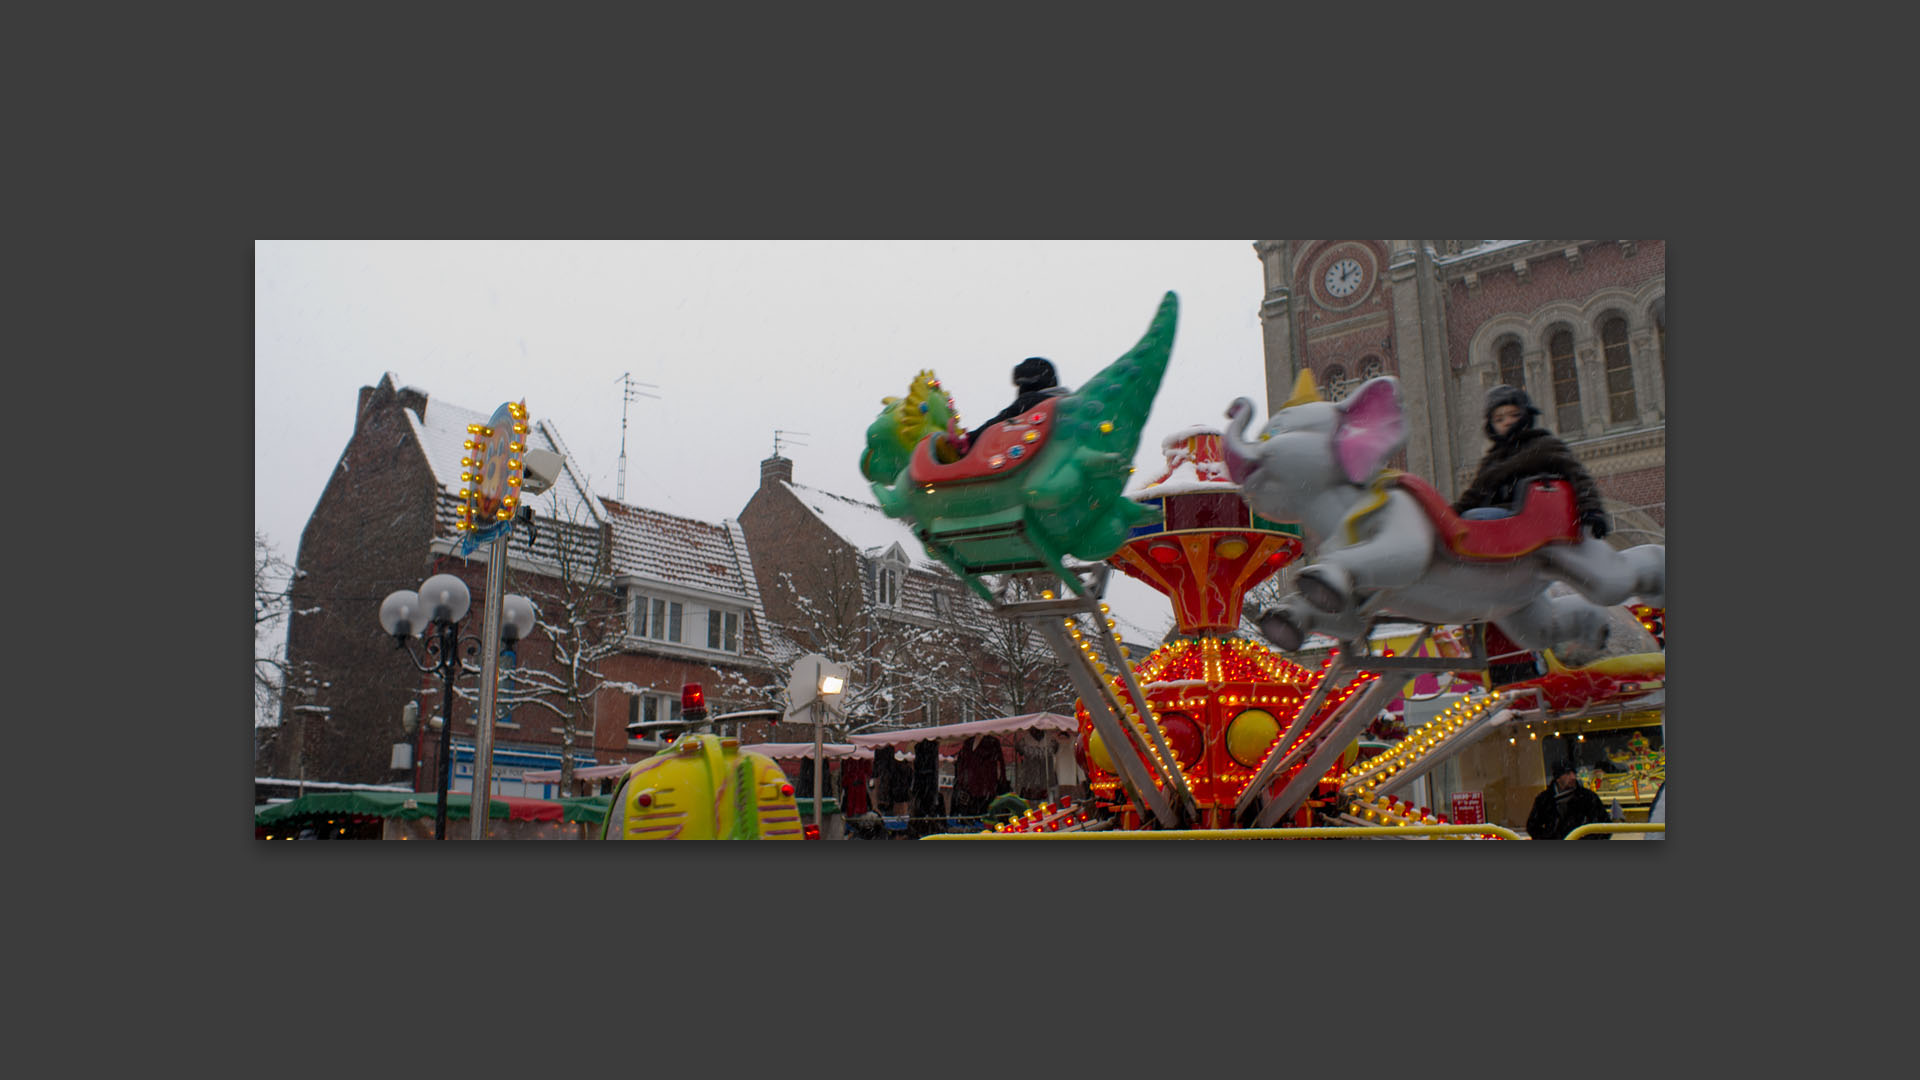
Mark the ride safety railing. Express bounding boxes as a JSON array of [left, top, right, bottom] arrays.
[[925, 822, 1665, 840], [1563, 822, 1666, 840]]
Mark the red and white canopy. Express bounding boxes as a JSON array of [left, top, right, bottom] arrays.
[[520, 762, 635, 783], [847, 712, 1077, 749], [736, 742, 872, 760]]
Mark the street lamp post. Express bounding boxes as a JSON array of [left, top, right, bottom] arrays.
[[788, 653, 849, 837], [380, 573, 537, 839]]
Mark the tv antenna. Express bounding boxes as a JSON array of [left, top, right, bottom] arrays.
[[615, 372, 661, 501], [773, 430, 811, 458]]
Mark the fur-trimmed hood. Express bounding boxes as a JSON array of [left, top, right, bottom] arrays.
[[1452, 427, 1606, 520]]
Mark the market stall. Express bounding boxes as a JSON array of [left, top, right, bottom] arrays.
[[254, 791, 603, 840], [845, 712, 1081, 830]]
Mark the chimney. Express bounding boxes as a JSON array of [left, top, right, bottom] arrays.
[[760, 455, 793, 487], [396, 386, 428, 422]]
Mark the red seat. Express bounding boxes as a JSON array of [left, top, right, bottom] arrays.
[[1391, 472, 1581, 560], [907, 397, 1063, 485]]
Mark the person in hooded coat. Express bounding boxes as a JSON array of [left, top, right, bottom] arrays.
[[940, 357, 1069, 459], [1451, 384, 1611, 539]]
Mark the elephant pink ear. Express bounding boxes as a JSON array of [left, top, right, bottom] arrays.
[[1334, 378, 1407, 484]]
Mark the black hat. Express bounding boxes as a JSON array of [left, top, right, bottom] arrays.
[[1013, 356, 1058, 392], [1483, 384, 1540, 437], [1553, 760, 1578, 777]]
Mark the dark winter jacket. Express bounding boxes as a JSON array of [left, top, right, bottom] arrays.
[[1526, 780, 1611, 840], [910, 739, 940, 817], [968, 386, 1067, 448], [872, 747, 913, 807], [1452, 426, 1607, 526]]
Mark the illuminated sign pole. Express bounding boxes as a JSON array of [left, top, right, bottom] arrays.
[[457, 400, 531, 840]]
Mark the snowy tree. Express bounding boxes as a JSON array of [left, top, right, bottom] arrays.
[[939, 575, 1075, 720], [460, 495, 628, 796], [255, 531, 293, 728], [767, 554, 1083, 739], [769, 557, 905, 736]]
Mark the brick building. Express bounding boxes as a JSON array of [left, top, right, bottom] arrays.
[[268, 374, 783, 791], [1251, 240, 1665, 545], [737, 454, 1071, 736]]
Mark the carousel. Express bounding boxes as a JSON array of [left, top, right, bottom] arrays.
[[860, 294, 1666, 838]]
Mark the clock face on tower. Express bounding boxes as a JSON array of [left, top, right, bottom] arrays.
[[1324, 257, 1363, 298]]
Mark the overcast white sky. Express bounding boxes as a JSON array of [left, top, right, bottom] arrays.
[[254, 240, 1275, 639]]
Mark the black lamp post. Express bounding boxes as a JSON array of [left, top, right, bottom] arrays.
[[380, 574, 471, 839], [379, 575, 538, 839]]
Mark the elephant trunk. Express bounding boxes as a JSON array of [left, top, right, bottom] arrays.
[[1222, 397, 1262, 485]]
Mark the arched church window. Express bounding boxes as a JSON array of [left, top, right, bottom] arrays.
[[1359, 356, 1383, 382], [1654, 304, 1666, 385], [1601, 316, 1636, 424], [1548, 328, 1582, 433], [1497, 339, 1525, 391], [1322, 364, 1348, 400]]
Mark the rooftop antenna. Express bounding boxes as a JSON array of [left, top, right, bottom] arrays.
[[773, 430, 811, 458], [615, 372, 661, 501]]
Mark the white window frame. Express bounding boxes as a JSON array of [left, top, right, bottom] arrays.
[[630, 592, 684, 644], [626, 691, 684, 746], [705, 607, 743, 654]]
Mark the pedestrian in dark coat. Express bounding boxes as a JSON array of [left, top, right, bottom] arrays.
[[1452, 385, 1611, 539], [1527, 761, 1612, 839]]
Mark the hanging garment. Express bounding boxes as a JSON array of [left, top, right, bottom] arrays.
[[1016, 729, 1054, 800], [968, 735, 1005, 800], [841, 757, 872, 816], [874, 746, 913, 808], [911, 739, 940, 819]]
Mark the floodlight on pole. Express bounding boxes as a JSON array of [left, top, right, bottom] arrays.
[[788, 653, 850, 838]]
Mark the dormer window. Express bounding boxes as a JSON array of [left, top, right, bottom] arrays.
[[869, 543, 909, 610]]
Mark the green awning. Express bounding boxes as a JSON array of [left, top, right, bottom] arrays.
[[554, 795, 613, 824], [255, 791, 506, 826]]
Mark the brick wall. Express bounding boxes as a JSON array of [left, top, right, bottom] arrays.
[[1445, 241, 1666, 370], [275, 375, 446, 782], [275, 376, 782, 784], [1595, 465, 1666, 530], [1295, 240, 1399, 381]]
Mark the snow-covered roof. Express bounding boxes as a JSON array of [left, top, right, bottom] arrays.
[[781, 480, 994, 631], [785, 482, 933, 568], [603, 498, 758, 602], [848, 711, 1078, 748], [1130, 457, 1235, 501], [404, 388, 601, 528], [1128, 426, 1237, 501]]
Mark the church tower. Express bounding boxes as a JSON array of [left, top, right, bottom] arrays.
[[1252, 240, 1666, 543], [1253, 240, 1457, 488]]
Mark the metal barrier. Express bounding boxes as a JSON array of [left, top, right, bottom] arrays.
[[926, 824, 1526, 840], [1563, 822, 1666, 840], [927, 821, 1666, 840]]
